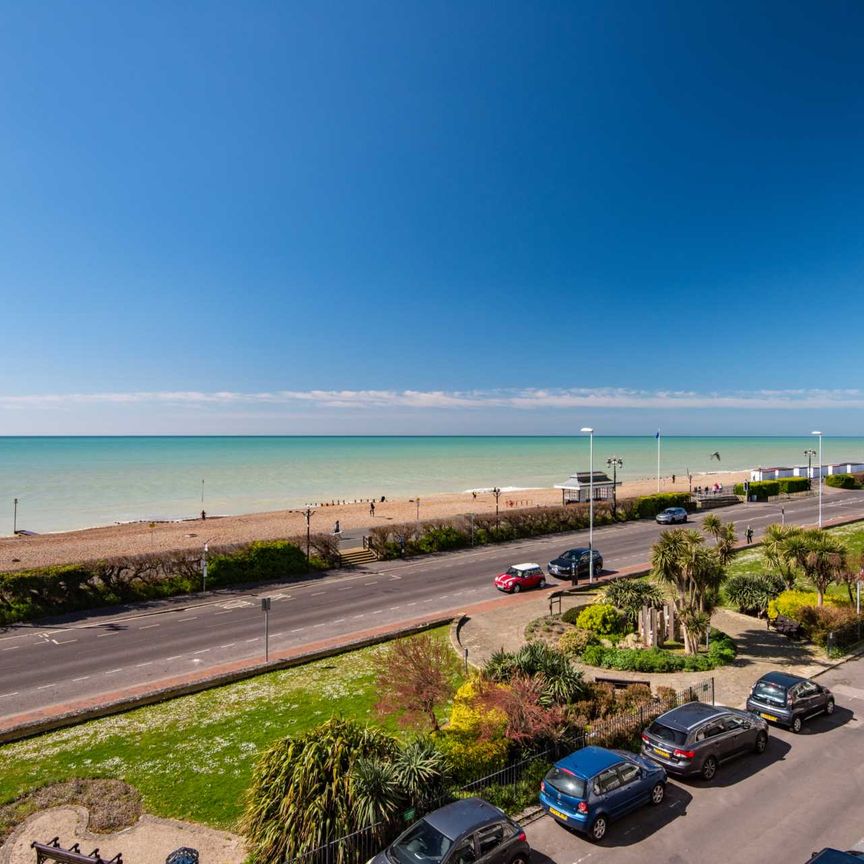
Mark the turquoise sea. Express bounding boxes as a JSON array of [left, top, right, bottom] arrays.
[[1, 436, 862, 534]]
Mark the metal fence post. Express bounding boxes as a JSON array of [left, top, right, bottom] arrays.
[[711, 677, 715, 705]]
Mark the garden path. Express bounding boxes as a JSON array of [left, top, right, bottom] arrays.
[[459, 594, 840, 709], [0, 806, 245, 864]]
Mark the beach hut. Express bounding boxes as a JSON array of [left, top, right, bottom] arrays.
[[555, 471, 618, 504]]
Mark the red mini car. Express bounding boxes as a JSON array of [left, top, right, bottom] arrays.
[[494, 563, 546, 593]]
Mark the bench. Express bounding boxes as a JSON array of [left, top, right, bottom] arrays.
[[594, 676, 652, 690], [767, 614, 804, 640]]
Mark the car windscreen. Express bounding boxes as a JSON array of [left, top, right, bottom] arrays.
[[505, 567, 519, 577], [645, 721, 687, 746], [544, 766, 587, 799], [388, 819, 452, 864], [753, 680, 788, 707]]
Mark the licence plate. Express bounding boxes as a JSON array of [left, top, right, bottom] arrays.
[[760, 712, 778, 722], [548, 806, 568, 821], [653, 746, 671, 757]]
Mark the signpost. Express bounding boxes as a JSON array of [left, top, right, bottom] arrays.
[[261, 597, 272, 662]]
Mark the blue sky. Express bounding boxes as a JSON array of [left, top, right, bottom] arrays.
[[1, 1, 863, 434]]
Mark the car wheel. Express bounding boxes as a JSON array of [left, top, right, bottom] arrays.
[[588, 814, 607, 842], [754, 731, 768, 754], [826, 698, 835, 715], [509, 855, 529, 864], [700, 755, 718, 781], [650, 782, 665, 805], [791, 715, 803, 734], [538, 578, 546, 589], [512, 584, 520, 594]]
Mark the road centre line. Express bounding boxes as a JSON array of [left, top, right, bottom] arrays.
[[214, 611, 234, 615], [176, 616, 198, 622], [290, 627, 304, 633], [139, 623, 160, 630], [1, 645, 20, 651], [0, 691, 19, 698], [136, 662, 152, 667], [311, 591, 325, 596], [245, 637, 258, 642], [37, 684, 54, 690], [192, 648, 210, 655], [220, 643, 236, 648], [52, 638, 77, 645], [97, 632, 119, 637], [333, 619, 345, 624], [105, 668, 123, 674], [165, 655, 184, 661], [73, 676, 90, 682]]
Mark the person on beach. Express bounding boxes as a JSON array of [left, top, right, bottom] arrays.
[[201, 510, 206, 520], [369, 501, 375, 517], [746, 525, 753, 544], [672, 474, 676, 484], [334, 520, 341, 535]]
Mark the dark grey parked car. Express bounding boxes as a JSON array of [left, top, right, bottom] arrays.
[[370, 798, 530, 864], [640, 702, 769, 781], [746, 671, 835, 733]]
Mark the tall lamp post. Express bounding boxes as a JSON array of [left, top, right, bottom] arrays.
[[581, 427, 595, 583], [13, 498, 18, 536], [811, 431, 823, 528], [606, 456, 622, 518], [492, 487, 501, 527], [804, 448, 816, 487], [301, 506, 316, 570]]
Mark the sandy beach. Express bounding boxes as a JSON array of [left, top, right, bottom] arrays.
[[0, 471, 748, 573]]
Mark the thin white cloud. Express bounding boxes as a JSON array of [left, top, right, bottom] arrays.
[[2, 387, 864, 411]]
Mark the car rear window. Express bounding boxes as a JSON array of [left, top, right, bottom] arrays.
[[544, 766, 587, 799], [753, 680, 788, 706], [388, 819, 452, 864], [646, 721, 687, 746]]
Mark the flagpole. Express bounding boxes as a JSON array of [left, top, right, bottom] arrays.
[[656, 429, 661, 493]]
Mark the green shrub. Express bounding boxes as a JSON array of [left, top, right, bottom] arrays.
[[576, 603, 622, 635], [561, 605, 585, 625], [723, 571, 785, 616], [778, 477, 811, 493], [581, 630, 736, 672], [558, 628, 600, 656], [796, 605, 861, 646], [600, 579, 664, 625], [733, 480, 780, 500], [826, 474, 858, 490], [768, 590, 842, 622], [635, 493, 692, 519], [207, 540, 307, 586]]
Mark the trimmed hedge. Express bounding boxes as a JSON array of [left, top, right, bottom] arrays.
[[634, 493, 692, 519], [826, 474, 859, 490], [733, 480, 779, 500], [0, 535, 337, 626], [580, 630, 737, 672], [778, 477, 811, 493], [369, 493, 694, 560]]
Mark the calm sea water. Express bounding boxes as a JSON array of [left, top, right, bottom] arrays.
[[1, 436, 861, 533]]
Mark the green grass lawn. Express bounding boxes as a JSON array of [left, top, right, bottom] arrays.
[[725, 520, 864, 603], [0, 626, 459, 831]]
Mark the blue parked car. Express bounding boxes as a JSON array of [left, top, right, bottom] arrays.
[[538, 745, 667, 842]]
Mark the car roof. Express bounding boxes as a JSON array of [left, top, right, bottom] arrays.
[[423, 798, 505, 840], [808, 850, 864, 863], [510, 562, 541, 571], [758, 671, 807, 688], [664, 507, 685, 512], [655, 701, 727, 731], [555, 745, 623, 778]]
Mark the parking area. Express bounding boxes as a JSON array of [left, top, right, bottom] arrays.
[[525, 656, 864, 864]]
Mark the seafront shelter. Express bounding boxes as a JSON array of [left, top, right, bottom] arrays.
[[555, 471, 618, 504]]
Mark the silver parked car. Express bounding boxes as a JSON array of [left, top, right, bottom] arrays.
[[640, 702, 768, 781], [655, 507, 688, 524]]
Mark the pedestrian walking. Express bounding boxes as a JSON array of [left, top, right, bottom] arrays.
[[672, 473, 676, 484], [746, 525, 753, 544], [334, 519, 341, 535], [369, 501, 375, 517]]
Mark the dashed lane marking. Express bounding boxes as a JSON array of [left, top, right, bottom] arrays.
[[176, 617, 198, 622], [220, 643, 236, 648], [52, 639, 77, 645], [165, 655, 184, 661], [333, 619, 345, 624], [139, 624, 160, 630], [37, 684, 54, 690], [0, 691, 19, 698], [73, 676, 90, 682], [136, 662, 152, 667], [2, 645, 21, 651], [290, 627, 304, 633], [97, 632, 119, 638], [214, 611, 234, 616], [245, 638, 258, 642], [105, 669, 122, 674], [193, 648, 210, 655]]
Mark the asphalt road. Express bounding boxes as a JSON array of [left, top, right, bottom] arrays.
[[525, 653, 864, 864], [1, 489, 864, 721]]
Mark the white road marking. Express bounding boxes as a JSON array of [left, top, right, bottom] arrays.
[[270, 632, 283, 638], [97, 632, 119, 638], [52, 638, 77, 645], [105, 668, 123, 674], [406, 602, 417, 606], [139, 623, 160, 630], [290, 627, 304, 633], [214, 611, 233, 616], [389, 606, 400, 610], [364, 581, 378, 586], [245, 638, 258, 642], [333, 619, 345, 624], [37, 684, 54, 690], [136, 662, 152, 667], [177, 616, 198, 622], [2, 645, 21, 651], [73, 676, 90, 682], [311, 591, 325, 596], [220, 643, 236, 648], [0, 691, 19, 698], [192, 648, 210, 655], [165, 655, 184, 661], [352, 614, 364, 619], [372, 609, 383, 614]]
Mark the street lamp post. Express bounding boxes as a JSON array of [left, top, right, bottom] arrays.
[[13, 498, 18, 535], [202, 542, 208, 593], [492, 487, 501, 527], [581, 427, 595, 583], [804, 449, 816, 488], [811, 431, 823, 528], [606, 457, 622, 518], [301, 506, 315, 570]]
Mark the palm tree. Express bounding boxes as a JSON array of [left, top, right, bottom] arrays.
[[702, 515, 736, 566], [800, 531, 847, 606], [761, 523, 802, 589]]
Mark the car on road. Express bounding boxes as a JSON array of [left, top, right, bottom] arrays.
[[538, 745, 666, 842], [746, 671, 835, 733], [655, 507, 688, 524], [807, 851, 864, 862], [494, 563, 546, 593], [640, 702, 768, 780], [369, 798, 531, 864], [547, 548, 603, 581]]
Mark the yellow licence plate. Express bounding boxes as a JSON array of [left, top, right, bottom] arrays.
[[654, 747, 671, 757], [760, 712, 778, 722], [548, 806, 568, 820]]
